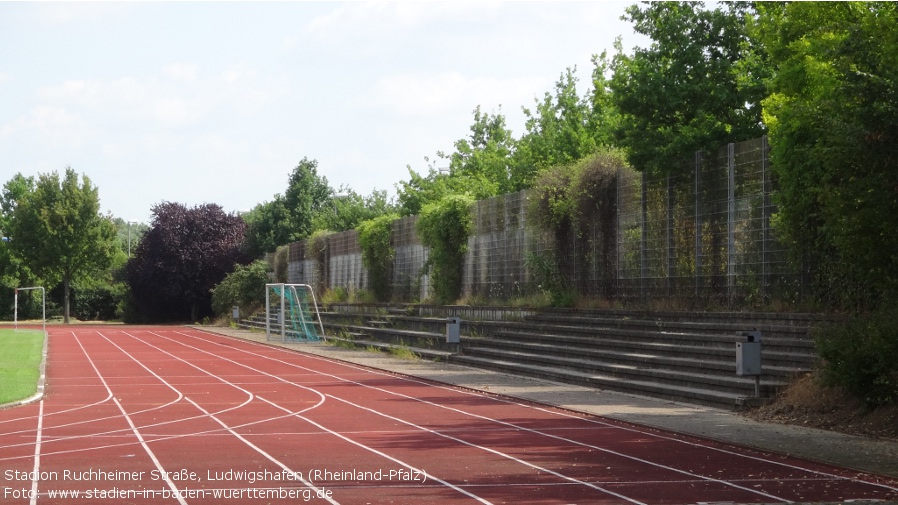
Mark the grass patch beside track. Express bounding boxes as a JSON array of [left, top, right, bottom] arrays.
[[0, 328, 45, 404]]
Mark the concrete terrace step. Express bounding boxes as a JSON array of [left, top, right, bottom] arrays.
[[459, 344, 784, 396], [490, 329, 816, 371], [449, 354, 745, 410], [241, 306, 823, 410], [469, 335, 808, 379]]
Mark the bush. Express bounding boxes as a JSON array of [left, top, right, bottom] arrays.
[[357, 214, 398, 301], [416, 194, 474, 304], [308, 230, 331, 296], [211, 260, 272, 316], [815, 310, 898, 408]]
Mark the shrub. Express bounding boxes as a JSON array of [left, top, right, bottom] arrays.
[[211, 260, 272, 316], [308, 230, 332, 296], [815, 310, 898, 408], [416, 194, 474, 304], [357, 214, 399, 301]]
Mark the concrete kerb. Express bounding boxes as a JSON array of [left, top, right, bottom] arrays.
[[0, 328, 49, 410], [196, 325, 898, 479]]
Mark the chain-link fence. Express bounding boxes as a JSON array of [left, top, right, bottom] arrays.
[[287, 136, 800, 307]]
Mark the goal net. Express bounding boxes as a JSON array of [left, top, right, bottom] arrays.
[[265, 284, 325, 342]]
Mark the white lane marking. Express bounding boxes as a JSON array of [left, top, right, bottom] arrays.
[[141, 329, 496, 504], [186, 398, 340, 505], [257, 396, 495, 505], [29, 400, 43, 505], [190, 327, 898, 495], [73, 334, 188, 505], [176, 328, 794, 502], [329, 393, 647, 504]]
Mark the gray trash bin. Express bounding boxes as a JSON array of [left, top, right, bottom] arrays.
[[446, 317, 461, 344], [736, 329, 762, 376]]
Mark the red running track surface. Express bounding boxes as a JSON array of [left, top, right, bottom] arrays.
[[0, 326, 896, 504]]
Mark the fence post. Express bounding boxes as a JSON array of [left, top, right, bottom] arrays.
[[640, 171, 648, 302], [694, 151, 703, 301], [727, 142, 736, 302], [667, 173, 674, 298], [761, 136, 770, 301]]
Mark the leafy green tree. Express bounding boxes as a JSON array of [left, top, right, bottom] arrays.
[[610, 1, 768, 174], [311, 187, 396, 233], [242, 195, 294, 257], [284, 157, 331, 240], [514, 66, 607, 185], [8, 168, 117, 323], [756, 1, 898, 308], [443, 106, 519, 194], [395, 165, 495, 217], [0, 174, 37, 319]]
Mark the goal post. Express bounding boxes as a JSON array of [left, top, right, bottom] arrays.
[[14, 286, 46, 333], [265, 283, 325, 343]]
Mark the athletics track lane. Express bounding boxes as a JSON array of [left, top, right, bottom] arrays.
[[0, 326, 894, 505]]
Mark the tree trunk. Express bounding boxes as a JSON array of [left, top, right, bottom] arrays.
[[63, 272, 71, 324]]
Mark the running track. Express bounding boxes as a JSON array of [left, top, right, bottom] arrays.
[[1, 326, 896, 504]]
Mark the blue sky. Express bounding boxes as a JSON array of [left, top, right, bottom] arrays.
[[1, 2, 647, 223]]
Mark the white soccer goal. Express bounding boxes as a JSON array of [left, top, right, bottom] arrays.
[[265, 283, 325, 343], [14, 286, 46, 333]]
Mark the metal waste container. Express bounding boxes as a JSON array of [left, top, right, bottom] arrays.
[[446, 317, 461, 344], [736, 329, 762, 376]]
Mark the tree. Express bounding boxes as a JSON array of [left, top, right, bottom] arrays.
[[126, 202, 248, 322], [444, 106, 519, 194], [395, 165, 495, 217], [7, 168, 117, 323], [0, 174, 37, 319], [311, 187, 396, 233], [610, 1, 768, 174], [756, 1, 898, 308], [242, 195, 294, 257], [284, 157, 331, 240], [514, 66, 608, 185]]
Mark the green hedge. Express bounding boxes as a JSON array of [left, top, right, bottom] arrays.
[[815, 310, 898, 408]]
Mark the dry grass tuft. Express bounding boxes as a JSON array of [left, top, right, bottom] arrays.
[[745, 371, 898, 440]]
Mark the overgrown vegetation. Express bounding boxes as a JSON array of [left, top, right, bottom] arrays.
[[528, 150, 630, 304], [815, 310, 898, 408], [307, 230, 331, 296], [416, 194, 474, 304], [357, 214, 399, 301], [210, 260, 271, 317]]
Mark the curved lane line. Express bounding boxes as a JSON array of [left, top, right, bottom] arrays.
[[186, 398, 340, 505], [177, 328, 795, 502], [73, 334, 188, 505], [190, 327, 898, 495], [256, 396, 495, 505], [146, 329, 496, 504]]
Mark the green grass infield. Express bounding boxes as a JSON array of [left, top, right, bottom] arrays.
[[0, 328, 45, 405]]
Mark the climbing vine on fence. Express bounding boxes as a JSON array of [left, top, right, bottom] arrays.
[[357, 213, 399, 301], [528, 149, 629, 301], [416, 194, 474, 304]]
